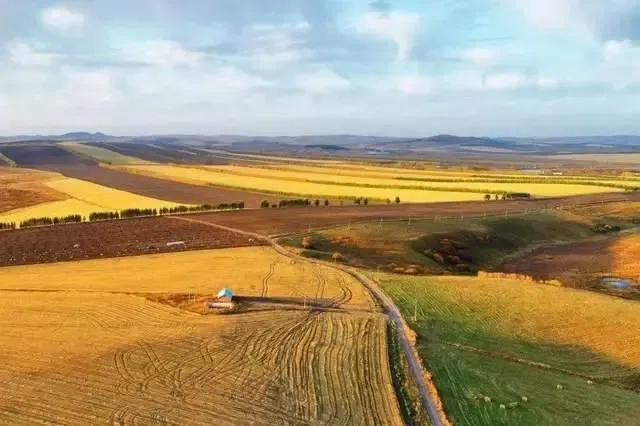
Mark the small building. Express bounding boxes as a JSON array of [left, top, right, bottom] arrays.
[[207, 288, 234, 310]]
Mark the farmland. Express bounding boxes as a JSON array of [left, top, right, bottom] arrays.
[[59, 141, 152, 165], [550, 153, 640, 164], [0, 167, 68, 213], [0, 175, 183, 226], [0, 143, 280, 208], [116, 159, 639, 204], [0, 216, 263, 267], [375, 273, 640, 425], [0, 247, 400, 424]]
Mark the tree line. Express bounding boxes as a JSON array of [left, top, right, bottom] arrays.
[[4, 202, 245, 230]]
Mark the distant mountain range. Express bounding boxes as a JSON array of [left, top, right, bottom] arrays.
[[2, 132, 640, 156]]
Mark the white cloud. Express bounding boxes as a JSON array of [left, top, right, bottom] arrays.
[[41, 6, 85, 35], [483, 72, 527, 90], [507, 0, 574, 31], [482, 72, 561, 91], [464, 47, 502, 67], [503, 0, 638, 41], [134, 41, 204, 68], [7, 41, 58, 67], [296, 70, 351, 95], [396, 74, 431, 96], [601, 39, 640, 89], [249, 21, 310, 69], [357, 11, 422, 61], [603, 39, 633, 62]]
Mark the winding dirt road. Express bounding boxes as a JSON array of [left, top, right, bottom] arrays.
[[169, 215, 447, 425]]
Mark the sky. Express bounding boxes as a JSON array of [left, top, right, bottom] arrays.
[[0, 0, 639, 137]]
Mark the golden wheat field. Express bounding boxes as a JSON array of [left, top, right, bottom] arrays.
[[117, 161, 630, 203], [200, 164, 625, 196], [0, 176, 182, 225], [60, 141, 152, 165], [0, 247, 401, 424], [118, 164, 486, 202]]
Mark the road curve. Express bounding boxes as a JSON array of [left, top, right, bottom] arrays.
[[170, 215, 447, 425]]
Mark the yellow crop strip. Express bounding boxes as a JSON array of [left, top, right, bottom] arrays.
[[60, 141, 152, 165], [119, 164, 489, 202], [198, 164, 627, 196], [0, 177, 183, 225]]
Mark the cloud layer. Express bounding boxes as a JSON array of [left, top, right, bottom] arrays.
[[0, 0, 638, 136]]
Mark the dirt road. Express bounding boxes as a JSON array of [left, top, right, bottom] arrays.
[[169, 215, 448, 425]]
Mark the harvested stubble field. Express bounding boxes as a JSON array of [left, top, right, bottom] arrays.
[[0, 167, 68, 213], [0, 143, 280, 208], [375, 273, 640, 425], [0, 216, 262, 266], [0, 175, 182, 226], [0, 247, 400, 424]]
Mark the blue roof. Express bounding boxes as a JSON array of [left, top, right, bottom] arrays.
[[217, 288, 234, 298]]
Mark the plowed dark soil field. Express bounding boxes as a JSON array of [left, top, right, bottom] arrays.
[[191, 191, 640, 235], [0, 216, 263, 267], [0, 143, 280, 208]]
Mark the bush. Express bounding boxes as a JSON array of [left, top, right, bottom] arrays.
[[301, 236, 314, 249], [324, 199, 329, 206], [505, 192, 531, 199], [363, 198, 369, 206], [314, 199, 320, 207], [278, 199, 311, 208], [261, 200, 270, 208], [395, 196, 401, 204]]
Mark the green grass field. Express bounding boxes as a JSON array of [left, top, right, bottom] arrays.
[[374, 274, 640, 425]]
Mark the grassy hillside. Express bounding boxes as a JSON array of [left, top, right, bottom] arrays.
[[375, 274, 640, 425], [281, 210, 611, 273]]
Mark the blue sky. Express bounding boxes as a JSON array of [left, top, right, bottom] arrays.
[[0, 0, 639, 136]]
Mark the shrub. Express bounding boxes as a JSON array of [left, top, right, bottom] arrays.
[[363, 198, 369, 205], [314, 199, 320, 207], [301, 236, 314, 249], [324, 199, 329, 206], [261, 200, 270, 208], [395, 196, 401, 204], [485, 194, 491, 201], [279, 199, 311, 208]]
